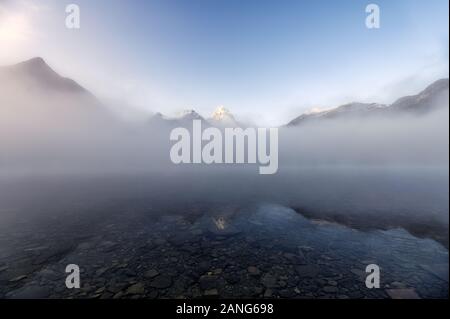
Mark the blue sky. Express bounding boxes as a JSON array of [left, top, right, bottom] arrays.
[[0, 0, 448, 125]]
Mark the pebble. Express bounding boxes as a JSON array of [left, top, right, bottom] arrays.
[[247, 266, 261, 276], [149, 275, 172, 289], [144, 269, 159, 279], [386, 288, 421, 299], [126, 283, 145, 295], [204, 289, 219, 296]]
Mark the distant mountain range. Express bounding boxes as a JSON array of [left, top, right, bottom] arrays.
[[148, 78, 448, 128], [149, 106, 241, 128], [1, 57, 448, 129], [287, 79, 449, 127]]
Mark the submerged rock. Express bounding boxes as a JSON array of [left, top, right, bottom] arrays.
[[8, 285, 50, 299], [144, 269, 159, 279], [386, 288, 421, 299], [149, 275, 172, 289], [126, 283, 145, 295], [296, 265, 319, 278], [247, 266, 261, 276], [261, 274, 277, 288], [204, 289, 219, 297]]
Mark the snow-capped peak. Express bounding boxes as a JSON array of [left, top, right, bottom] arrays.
[[209, 106, 240, 127], [211, 106, 235, 121]]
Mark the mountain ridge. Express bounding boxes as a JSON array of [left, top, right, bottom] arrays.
[[2, 57, 91, 95], [287, 78, 449, 127], [2, 57, 448, 128]]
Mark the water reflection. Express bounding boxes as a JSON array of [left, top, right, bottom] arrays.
[[0, 202, 447, 299]]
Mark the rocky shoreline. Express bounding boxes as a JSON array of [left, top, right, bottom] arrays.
[[0, 204, 447, 299]]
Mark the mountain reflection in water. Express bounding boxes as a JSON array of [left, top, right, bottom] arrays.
[[0, 169, 448, 299]]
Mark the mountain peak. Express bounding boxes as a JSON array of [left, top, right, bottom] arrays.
[[175, 109, 203, 120], [211, 106, 235, 121], [6, 57, 88, 94], [25, 56, 46, 65], [13, 57, 52, 73], [421, 78, 449, 97], [209, 106, 240, 127], [388, 78, 448, 114]]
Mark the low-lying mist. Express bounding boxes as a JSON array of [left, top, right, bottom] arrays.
[[281, 106, 449, 167], [0, 78, 448, 246], [0, 94, 448, 174]]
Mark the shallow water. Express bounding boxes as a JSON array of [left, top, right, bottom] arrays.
[[0, 169, 448, 299]]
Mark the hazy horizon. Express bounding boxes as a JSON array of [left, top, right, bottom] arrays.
[[1, 0, 448, 126]]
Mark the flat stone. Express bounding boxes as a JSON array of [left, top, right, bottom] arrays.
[[327, 280, 338, 286], [282, 289, 297, 298], [77, 242, 93, 250], [154, 238, 166, 245], [113, 291, 125, 299], [8, 285, 50, 299], [144, 269, 159, 279], [0, 266, 9, 272], [100, 292, 113, 299], [323, 286, 338, 293], [100, 241, 118, 251], [247, 266, 261, 276], [298, 246, 314, 253], [254, 286, 264, 294], [390, 281, 407, 288], [95, 267, 109, 276], [350, 268, 366, 279], [9, 275, 27, 282], [261, 274, 277, 288], [283, 253, 297, 261], [204, 289, 219, 296], [386, 288, 421, 299], [126, 283, 145, 295], [150, 275, 172, 289], [212, 268, 223, 275], [191, 229, 203, 236], [199, 275, 218, 290], [32, 244, 73, 265], [296, 250, 307, 264], [24, 246, 49, 252], [94, 287, 105, 295], [263, 289, 273, 298], [296, 265, 319, 278], [224, 273, 240, 284], [420, 264, 449, 282]]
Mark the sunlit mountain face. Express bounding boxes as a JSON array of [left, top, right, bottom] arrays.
[[0, 0, 448, 302]]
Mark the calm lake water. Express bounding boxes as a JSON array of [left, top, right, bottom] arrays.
[[0, 167, 448, 299]]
